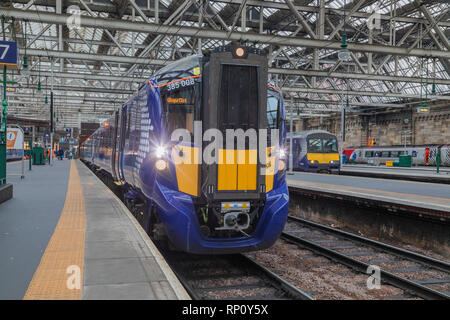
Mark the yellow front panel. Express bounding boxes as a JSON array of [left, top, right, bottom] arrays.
[[237, 150, 257, 190], [218, 149, 237, 190], [172, 146, 199, 196], [307, 153, 340, 164], [265, 146, 275, 192]]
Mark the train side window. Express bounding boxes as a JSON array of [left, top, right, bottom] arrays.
[[267, 92, 279, 129], [162, 86, 195, 136], [286, 141, 291, 157], [412, 150, 417, 157], [295, 142, 301, 158], [381, 151, 390, 157], [365, 151, 373, 157], [391, 151, 399, 157]]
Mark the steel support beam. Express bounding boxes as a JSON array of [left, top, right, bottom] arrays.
[[4, 8, 449, 58], [283, 86, 450, 100], [270, 67, 450, 85], [9, 0, 450, 27], [20, 49, 450, 85]]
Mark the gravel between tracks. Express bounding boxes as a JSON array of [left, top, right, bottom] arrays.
[[289, 211, 449, 261], [245, 240, 407, 300]]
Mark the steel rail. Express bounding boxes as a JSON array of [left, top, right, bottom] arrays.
[[287, 215, 450, 273], [281, 230, 450, 300], [163, 252, 313, 300]]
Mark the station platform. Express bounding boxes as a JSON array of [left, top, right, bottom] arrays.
[[341, 164, 450, 184], [0, 160, 189, 300], [287, 172, 450, 221]]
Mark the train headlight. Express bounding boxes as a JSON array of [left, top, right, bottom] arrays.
[[278, 159, 286, 171], [155, 146, 166, 158], [155, 159, 168, 171], [235, 47, 245, 57], [232, 46, 248, 58]]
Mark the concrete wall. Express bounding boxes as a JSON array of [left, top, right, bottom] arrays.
[[295, 102, 450, 148]]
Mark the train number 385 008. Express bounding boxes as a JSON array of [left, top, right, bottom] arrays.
[[167, 78, 195, 91]]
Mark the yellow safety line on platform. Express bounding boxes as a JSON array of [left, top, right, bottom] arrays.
[[23, 160, 85, 300]]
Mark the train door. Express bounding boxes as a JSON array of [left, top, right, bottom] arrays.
[[111, 110, 119, 181], [202, 47, 268, 202], [425, 147, 430, 165], [293, 138, 301, 170], [117, 105, 127, 182], [286, 138, 291, 171]]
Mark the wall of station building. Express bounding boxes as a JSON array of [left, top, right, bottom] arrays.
[[294, 102, 450, 148]]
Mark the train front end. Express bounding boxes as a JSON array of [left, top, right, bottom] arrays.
[[304, 132, 340, 173], [148, 46, 289, 254]]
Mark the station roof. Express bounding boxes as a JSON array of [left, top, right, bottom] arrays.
[[1, 0, 449, 127]]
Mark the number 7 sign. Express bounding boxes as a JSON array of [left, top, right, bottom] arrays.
[[0, 41, 18, 66]]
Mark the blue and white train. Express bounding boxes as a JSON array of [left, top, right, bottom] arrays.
[[81, 46, 289, 254]]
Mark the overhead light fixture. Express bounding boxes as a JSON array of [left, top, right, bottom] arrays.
[[338, 0, 350, 62], [338, 33, 350, 61], [36, 58, 43, 96], [22, 20, 31, 77], [22, 55, 30, 77]]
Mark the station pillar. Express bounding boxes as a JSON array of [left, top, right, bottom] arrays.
[[436, 148, 441, 174], [0, 67, 7, 185]]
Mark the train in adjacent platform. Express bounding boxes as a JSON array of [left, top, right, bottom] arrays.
[[287, 130, 340, 174], [344, 145, 450, 166], [80, 46, 289, 254]]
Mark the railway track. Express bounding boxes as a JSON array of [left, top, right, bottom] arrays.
[[282, 216, 450, 300], [162, 250, 313, 300]]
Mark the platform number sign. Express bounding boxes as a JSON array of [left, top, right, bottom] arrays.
[[0, 41, 19, 66]]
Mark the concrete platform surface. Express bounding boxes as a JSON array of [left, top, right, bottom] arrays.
[[0, 160, 189, 300], [341, 164, 450, 183], [287, 172, 450, 213], [77, 161, 189, 300], [0, 160, 71, 299]]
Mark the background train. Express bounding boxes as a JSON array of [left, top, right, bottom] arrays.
[[287, 130, 340, 173], [344, 145, 450, 166], [6, 149, 24, 161], [81, 45, 289, 254]]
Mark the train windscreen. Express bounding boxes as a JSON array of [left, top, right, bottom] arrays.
[[307, 136, 338, 153], [163, 86, 195, 135], [323, 138, 338, 153], [219, 65, 258, 132]]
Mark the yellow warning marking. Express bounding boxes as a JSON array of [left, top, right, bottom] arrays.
[[23, 160, 85, 300]]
